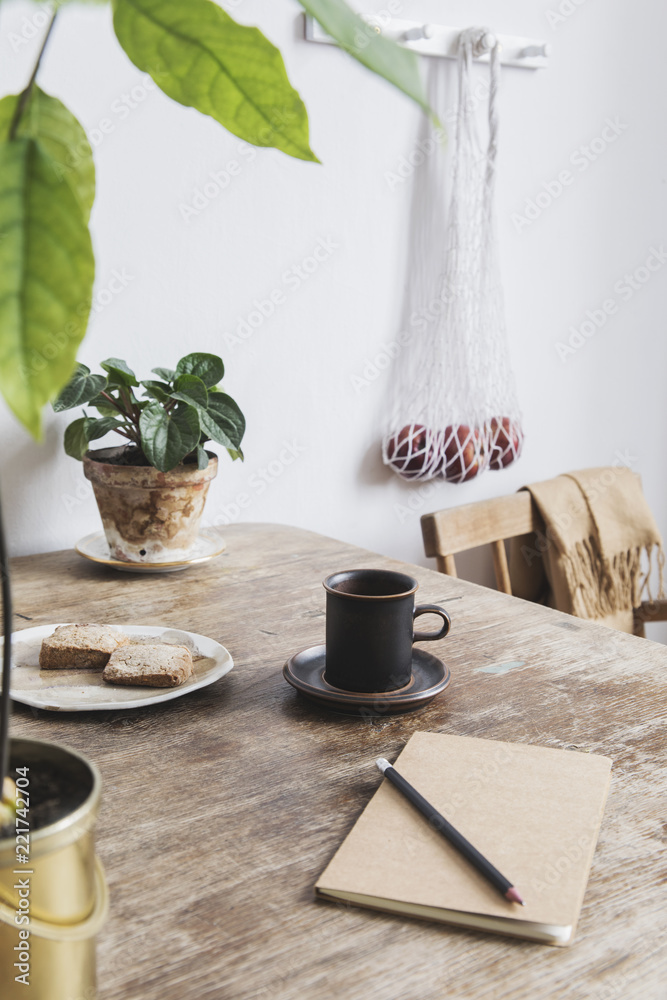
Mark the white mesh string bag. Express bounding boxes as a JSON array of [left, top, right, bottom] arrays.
[[383, 29, 524, 483]]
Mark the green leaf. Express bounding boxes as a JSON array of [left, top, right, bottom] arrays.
[[172, 373, 208, 410], [0, 138, 95, 438], [87, 391, 119, 416], [199, 391, 245, 451], [64, 414, 121, 460], [297, 0, 429, 114], [64, 417, 91, 460], [141, 380, 172, 403], [100, 357, 139, 387], [151, 367, 176, 383], [111, 0, 318, 161], [176, 352, 224, 388], [196, 445, 209, 470], [53, 363, 106, 412], [0, 87, 95, 223], [139, 401, 200, 471], [86, 415, 123, 441]]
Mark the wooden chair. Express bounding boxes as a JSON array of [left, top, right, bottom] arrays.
[[420, 493, 667, 637]]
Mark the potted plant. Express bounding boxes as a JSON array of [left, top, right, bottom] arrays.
[[54, 352, 245, 564]]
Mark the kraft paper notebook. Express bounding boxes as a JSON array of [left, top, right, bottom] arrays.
[[315, 732, 612, 946]]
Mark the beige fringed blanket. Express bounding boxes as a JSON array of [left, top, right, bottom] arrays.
[[508, 468, 665, 633]]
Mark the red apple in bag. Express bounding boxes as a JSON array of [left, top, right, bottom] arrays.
[[488, 417, 524, 470], [386, 424, 442, 480], [442, 424, 485, 483], [386, 424, 428, 480]]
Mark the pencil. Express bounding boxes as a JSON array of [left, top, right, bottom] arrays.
[[375, 758, 525, 905]]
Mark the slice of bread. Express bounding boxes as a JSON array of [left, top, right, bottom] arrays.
[[40, 624, 130, 670], [103, 643, 193, 688]]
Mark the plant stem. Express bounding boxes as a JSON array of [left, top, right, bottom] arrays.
[[7, 5, 60, 141], [100, 391, 129, 418], [111, 426, 133, 442], [0, 482, 13, 798], [98, 392, 141, 446], [2, 2, 58, 792], [119, 423, 141, 445], [118, 386, 139, 426]]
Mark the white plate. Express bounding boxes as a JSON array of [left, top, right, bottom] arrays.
[[75, 529, 226, 573], [2, 624, 234, 712]]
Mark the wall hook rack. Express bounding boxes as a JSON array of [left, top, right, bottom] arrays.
[[304, 15, 551, 70]]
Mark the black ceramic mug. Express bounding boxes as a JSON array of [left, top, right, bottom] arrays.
[[323, 569, 451, 693]]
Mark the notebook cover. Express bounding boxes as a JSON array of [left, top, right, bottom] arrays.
[[315, 732, 611, 940]]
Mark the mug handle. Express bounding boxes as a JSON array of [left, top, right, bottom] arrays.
[[413, 605, 451, 643]]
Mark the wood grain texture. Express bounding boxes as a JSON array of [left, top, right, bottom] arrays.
[[421, 492, 543, 558], [5, 523, 667, 1000], [491, 540, 512, 595], [437, 553, 457, 578]]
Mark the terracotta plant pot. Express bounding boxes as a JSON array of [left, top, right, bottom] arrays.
[[0, 738, 108, 1000], [83, 446, 218, 564]]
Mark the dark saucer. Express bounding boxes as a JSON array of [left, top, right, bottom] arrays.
[[283, 645, 451, 716]]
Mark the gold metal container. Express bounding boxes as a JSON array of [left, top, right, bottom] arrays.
[[0, 857, 108, 1000], [0, 738, 108, 999]]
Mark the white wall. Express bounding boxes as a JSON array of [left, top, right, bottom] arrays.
[[1, 0, 666, 634]]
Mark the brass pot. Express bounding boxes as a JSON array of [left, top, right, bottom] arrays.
[[0, 859, 108, 1000], [84, 446, 218, 564], [0, 738, 108, 1000]]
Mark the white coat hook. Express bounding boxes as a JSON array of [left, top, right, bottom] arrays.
[[519, 43, 551, 59], [402, 24, 434, 42], [360, 14, 383, 34], [304, 15, 551, 70], [471, 30, 497, 57]]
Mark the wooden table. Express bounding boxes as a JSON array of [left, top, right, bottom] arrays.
[[7, 523, 667, 1000]]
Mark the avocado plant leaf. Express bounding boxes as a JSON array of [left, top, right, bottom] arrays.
[[52, 363, 107, 412], [100, 357, 139, 387], [0, 87, 95, 223], [0, 138, 95, 439], [172, 373, 208, 411], [199, 391, 245, 452], [176, 352, 224, 388], [111, 0, 318, 162], [139, 400, 200, 471], [297, 0, 429, 114]]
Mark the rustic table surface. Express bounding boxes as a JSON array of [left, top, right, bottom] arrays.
[[7, 523, 667, 1000]]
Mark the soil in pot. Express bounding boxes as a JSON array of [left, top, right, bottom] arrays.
[[0, 756, 91, 840], [92, 445, 204, 467]]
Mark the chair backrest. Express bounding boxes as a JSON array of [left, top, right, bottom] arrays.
[[420, 493, 544, 595]]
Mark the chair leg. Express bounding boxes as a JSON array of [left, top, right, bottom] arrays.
[[491, 540, 512, 595], [436, 555, 457, 577]]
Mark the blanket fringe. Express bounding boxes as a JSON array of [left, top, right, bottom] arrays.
[[561, 538, 664, 619]]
